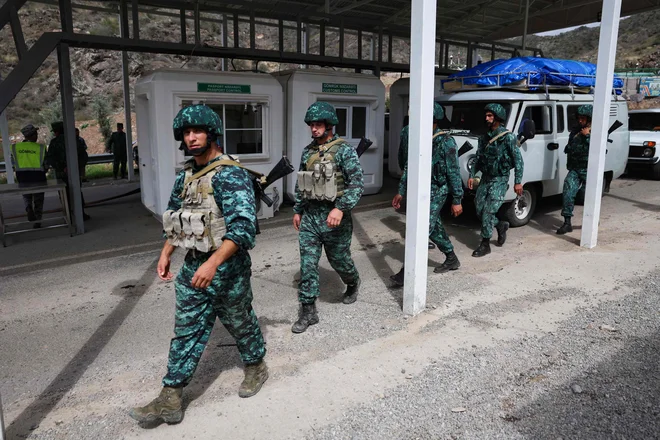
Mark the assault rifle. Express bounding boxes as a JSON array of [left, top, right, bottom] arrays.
[[251, 156, 295, 208], [355, 137, 373, 158]]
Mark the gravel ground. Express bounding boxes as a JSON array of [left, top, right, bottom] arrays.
[[308, 272, 660, 440]]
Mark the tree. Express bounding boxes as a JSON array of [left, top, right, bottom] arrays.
[[39, 99, 63, 133], [92, 95, 112, 150]]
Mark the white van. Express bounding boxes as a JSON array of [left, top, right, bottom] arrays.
[[436, 90, 629, 226], [627, 109, 660, 179]]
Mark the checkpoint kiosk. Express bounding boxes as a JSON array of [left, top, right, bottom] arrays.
[[273, 70, 385, 199], [134, 69, 285, 219]]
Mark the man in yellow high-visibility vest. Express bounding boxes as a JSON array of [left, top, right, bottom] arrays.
[[11, 124, 47, 228]]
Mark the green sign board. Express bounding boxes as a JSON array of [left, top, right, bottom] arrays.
[[322, 83, 358, 94], [197, 83, 251, 94]]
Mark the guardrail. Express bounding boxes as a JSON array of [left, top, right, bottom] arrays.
[[0, 153, 115, 173]]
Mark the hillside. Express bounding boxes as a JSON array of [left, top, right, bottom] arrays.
[[0, 2, 659, 157]]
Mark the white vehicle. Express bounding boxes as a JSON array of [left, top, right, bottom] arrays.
[[436, 89, 629, 226], [627, 109, 660, 179]]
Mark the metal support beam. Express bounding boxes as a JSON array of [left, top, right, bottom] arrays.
[[9, 6, 28, 60], [0, 33, 59, 115], [0, 83, 14, 184], [521, 0, 529, 51], [378, 27, 383, 63], [121, 51, 135, 182], [357, 29, 362, 60], [233, 13, 239, 48], [58, 0, 73, 32], [250, 10, 256, 49], [194, 2, 201, 45], [180, 8, 186, 43], [581, 0, 622, 249], [131, 0, 140, 39], [57, 43, 84, 234], [221, 14, 227, 69], [404, 0, 436, 316], [319, 22, 325, 57], [119, 0, 129, 39], [339, 20, 344, 60]]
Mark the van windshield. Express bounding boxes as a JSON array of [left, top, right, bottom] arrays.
[[438, 101, 513, 136], [629, 112, 660, 131]]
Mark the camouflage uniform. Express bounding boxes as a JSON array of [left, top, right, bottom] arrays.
[[399, 128, 463, 253], [397, 125, 409, 171], [130, 105, 267, 425], [161, 157, 265, 387], [294, 134, 364, 304], [470, 108, 524, 240], [557, 105, 592, 234]]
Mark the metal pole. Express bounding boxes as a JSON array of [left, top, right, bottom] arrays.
[[0, 391, 5, 440], [121, 51, 135, 182], [221, 13, 227, 71], [404, 0, 436, 316], [0, 76, 14, 184], [580, 0, 622, 248], [521, 0, 529, 52], [57, 42, 84, 234]]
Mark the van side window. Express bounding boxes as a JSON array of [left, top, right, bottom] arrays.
[[567, 105, 581, 133], [522, 105, 553, 134], [557, 105, 565, 133]]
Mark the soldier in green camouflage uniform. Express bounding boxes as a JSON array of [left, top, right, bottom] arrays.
[[45, 121, 91, 220], [130, 105, 267, 425], [557, 104, 592, 235], [397, 125, 409, 171], [390, 103, 464, 286], [468, 104, 524, 257], [291, 101, 364, 334]]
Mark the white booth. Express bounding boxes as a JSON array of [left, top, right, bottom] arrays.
[[273, 70, 385, 199], [134, 69, 285, 220], [388, 76, 447, 177]]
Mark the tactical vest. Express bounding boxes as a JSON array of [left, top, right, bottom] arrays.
[[11, 142, 45, 171], [297, 138, 346, 202], [162, 157, 233, 253]]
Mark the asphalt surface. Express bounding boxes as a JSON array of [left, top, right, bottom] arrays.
[[0, 172, 659, 439]]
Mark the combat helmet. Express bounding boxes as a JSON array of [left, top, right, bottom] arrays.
[[484, 103, 507, 122], [577, 105, 593, 120], [173, 104, 224, 142], [433, 102, 444, 121], [304, 101, 339, 126]]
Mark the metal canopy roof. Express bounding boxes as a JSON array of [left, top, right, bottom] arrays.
[[129, 0, 660, 42]]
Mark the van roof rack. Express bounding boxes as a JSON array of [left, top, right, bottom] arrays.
[[442, 72, 622, 99]]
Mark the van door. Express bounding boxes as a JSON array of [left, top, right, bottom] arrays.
[[516, 102, 558, 183]]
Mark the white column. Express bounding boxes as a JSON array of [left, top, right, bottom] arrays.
[[403, 0, 436, 316], [0, 107, 13, 185], [580, 0, 622, 248]]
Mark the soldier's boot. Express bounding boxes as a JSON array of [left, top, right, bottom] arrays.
[[434, 251, 461, 273], [390, 267, 405, 287], [238, 360, 269, 398], [428, 241, 436, 250], [556, 217, 573, 235], [496, 221, 509, 246], [472, 239, 491, 258], [291, 302, 319, 333], [129, 386, 183, 424], [342, 279, 361, 304]]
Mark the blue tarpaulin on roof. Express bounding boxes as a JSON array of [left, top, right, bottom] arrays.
[[443, 57, 624, 91]]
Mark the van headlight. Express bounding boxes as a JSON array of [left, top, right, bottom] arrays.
[[467, 156, 476, 171]]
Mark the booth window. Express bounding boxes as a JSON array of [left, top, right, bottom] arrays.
[[205, 103, 265, 156], [331, 104, 368, 140]]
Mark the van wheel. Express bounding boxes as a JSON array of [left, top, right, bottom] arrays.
[[652, 163, 660, 180], [504, 185, 538, 227]]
